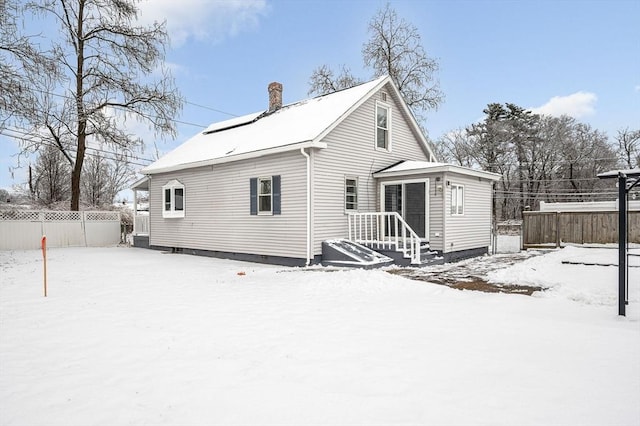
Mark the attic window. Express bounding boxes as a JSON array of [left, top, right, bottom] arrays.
[[375, 101, 391, 151], [381, 92, 388, 102]]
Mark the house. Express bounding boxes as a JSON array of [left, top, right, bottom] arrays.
[[131, 76, 500, 267]]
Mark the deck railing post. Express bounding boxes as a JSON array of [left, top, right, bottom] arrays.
[[346, 212, 422, 265]]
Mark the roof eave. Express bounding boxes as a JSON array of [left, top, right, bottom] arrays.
[[131, 176, 150, 190], [141, 140, 327, 175], [373, 164, 502, 181], [312, 75, 391, 144]]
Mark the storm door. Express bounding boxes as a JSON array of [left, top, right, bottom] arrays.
[[382, 180, 428, 239], [384, 184, 403, 237]]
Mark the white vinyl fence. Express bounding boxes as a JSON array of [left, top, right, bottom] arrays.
[[0, 210, 121, 250]]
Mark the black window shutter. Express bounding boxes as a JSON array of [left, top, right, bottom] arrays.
[[249, 178, 257, 215], [272, 175, 281, 215]]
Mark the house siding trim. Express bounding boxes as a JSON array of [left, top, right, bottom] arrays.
[[149, 245, 322, 267]]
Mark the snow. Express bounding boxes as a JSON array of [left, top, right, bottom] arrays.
[[1, 246, 639, 426], [489, 245, 640, 306], [495, 234, 522, 253], [142, 76, 388, 174], [373, 160, 501, 180]]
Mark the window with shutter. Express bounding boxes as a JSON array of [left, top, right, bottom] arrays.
[[250, 175, 281, 216]]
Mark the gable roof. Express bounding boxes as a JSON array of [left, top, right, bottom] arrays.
[[141, 75, 434, 175], [373, 160, 502, 181]]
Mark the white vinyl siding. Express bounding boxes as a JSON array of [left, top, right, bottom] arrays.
[[311, 84, 432, 256], [444, 173, 493, 253], [149, 150, 307, 259], [428, 176, 444, 252]]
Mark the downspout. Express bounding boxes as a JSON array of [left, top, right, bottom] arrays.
[[133, 188, 138, 236], [300, 148, 311, 266]]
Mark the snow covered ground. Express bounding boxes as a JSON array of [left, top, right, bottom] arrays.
[[1, 246, 638, 426]]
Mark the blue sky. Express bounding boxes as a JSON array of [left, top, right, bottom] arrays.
[[1, 0, 639, 195]]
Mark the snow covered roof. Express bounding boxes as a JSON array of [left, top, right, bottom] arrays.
[[142, 75, 415, 175], [373, 160, 502, 181], [597, 168, 640, 179]]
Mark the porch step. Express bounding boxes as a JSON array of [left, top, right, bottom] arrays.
[[322, 240, 394, 268], [363, 243, 444, 267]]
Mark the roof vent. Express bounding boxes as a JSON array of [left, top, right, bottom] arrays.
[[268, 82, 283, 112]]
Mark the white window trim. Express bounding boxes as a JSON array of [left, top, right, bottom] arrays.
[[162, 179, 185, 218], [375, 100, 392, 152], [258, 176, 273, 216], [451, 184, 464, 216], [344, 176, 359, 213]]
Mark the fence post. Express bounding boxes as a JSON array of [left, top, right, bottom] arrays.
[[82, 211, 88, 247], [556, 212, 562, 248]]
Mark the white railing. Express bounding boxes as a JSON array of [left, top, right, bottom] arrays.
[[348, 212, 421, 264], [134, 215, 150, 236]]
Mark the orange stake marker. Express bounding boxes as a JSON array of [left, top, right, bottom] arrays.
[[41, 235, 47, 297]]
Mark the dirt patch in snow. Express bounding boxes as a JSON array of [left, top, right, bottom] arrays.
[[388, 250, 549, 296]]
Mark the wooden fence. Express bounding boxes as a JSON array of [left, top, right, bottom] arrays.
[[522, 210, 640, 248], [0, 210, 121, 250]]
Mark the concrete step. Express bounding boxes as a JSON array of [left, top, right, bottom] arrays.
[[322, 239, 394, 268]]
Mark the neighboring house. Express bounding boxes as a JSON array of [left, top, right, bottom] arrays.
[[132, 76, 500, 267]]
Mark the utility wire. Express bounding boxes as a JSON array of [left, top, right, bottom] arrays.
[[0, 130, 153, 168], [2, 86, 229, 129], [3, 126, 155, 163], [184, 100, 238, 117]]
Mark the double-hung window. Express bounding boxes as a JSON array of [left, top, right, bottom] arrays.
[[451, 184, 464, 215], [162, 180, 185, 218], [375, 101, 391, 150], [258, 177, 272, 214], [250, 175, 281, 215], [345, 177, 358, 211]]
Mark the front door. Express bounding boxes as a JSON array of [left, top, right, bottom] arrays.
[[382, 180, 428, 239]]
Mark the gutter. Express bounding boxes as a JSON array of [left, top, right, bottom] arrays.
[[142, 140, 327, 175]]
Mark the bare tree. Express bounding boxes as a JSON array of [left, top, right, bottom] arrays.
[[308, 3, 442, 124], [557, 121, 617, 199], [31, 144, 71, 206], [616, 127, 640, 169], [82, 149, 135, 207], [435, 129, 474, 167], [362, 3, 443, 118], [6, 0, 183, 211], [0, 0, 54, 130], [307, 64, 361, 96]]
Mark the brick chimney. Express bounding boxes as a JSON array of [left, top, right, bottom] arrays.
[[268, 82, 283, 112]]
